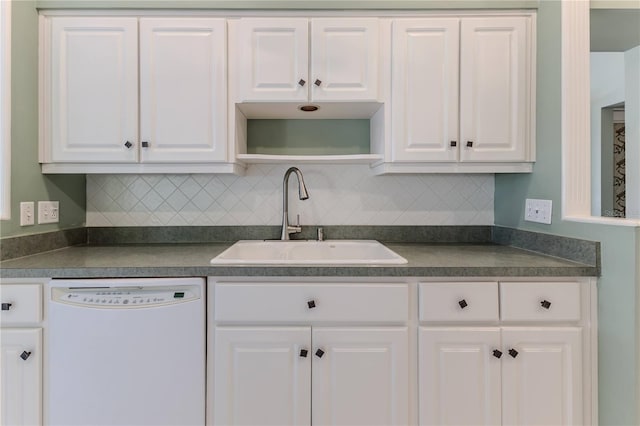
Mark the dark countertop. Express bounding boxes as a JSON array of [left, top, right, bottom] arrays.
[[0, 242, 598, 279]]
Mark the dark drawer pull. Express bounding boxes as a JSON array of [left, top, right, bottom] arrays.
[[492, 349, 503, 359], [458, 299, 468, 309], [20, 351, 32, 361], [540, 300, 552, 309], [314, 79, 322, 86], [315, 349, 325, 358], [299, 349, 308, 358], [298, 79, 306, 86], [1, 303, 12, 311], [124, 141, 133, 149], [450, 141, 457, 147], [307, 300, 316, 309], [466, 141, 474, 147], [508, 348, 519, 358]]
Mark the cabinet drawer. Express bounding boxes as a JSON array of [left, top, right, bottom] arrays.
[[419, 282, 499, 322], [0, 284, 43, 325], [214, 283, 408, 323], [500, 281, 581, 322]]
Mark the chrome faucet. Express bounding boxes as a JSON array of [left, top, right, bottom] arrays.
[[281, 167, 309, 240]]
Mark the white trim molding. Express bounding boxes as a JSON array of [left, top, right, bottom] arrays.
[[561, 0, 591, 220], [561, 0, 640, 225], [0, 0, 11, 220]]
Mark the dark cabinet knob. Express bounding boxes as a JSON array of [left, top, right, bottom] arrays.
[[458, 299, 468, 309], [450, 141, 457, 147], [1, 303, 12, 311], [508, 348, 519, 358], [492, 349, 503, 359], [20, 351, 32, 361], [300, 349, 308, 358], [124, 141, 133, 149], [315, 349, 325, 358], [314, 79, 322, 86], [298, 79, 306, 86], [141, 141, 149, 148], [541, 300, 552, 309], [466, 141, 474, 147], [307, 300, 316, 309]]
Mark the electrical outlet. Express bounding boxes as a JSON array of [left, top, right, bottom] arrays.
[[38, 201, 59, 224], [524, 198, 553, 224], [20, 202, 35, 226]]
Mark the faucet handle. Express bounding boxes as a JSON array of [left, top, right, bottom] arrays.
[[286, 214, 303, 236]]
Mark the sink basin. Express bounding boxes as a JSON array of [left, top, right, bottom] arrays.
[[210, 240, 408, 265]]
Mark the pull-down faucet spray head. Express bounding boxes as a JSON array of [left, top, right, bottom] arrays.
[[296, 173, 309, 200]]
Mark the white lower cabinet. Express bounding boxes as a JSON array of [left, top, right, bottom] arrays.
[[0, 282, 44, 426], [419, 327, 502, 426], [312, 327, 408, 426], [418, 281, 591, 426], [210, 281, 410, 426], [0, 329, 42, 426], [501, 328, 583, 426], [214, 326, 407, 426], [214, 327, 311, 426], [419, 327, 583, 426]]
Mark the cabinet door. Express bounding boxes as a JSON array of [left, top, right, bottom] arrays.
[[236, 18, 309, 102], [50, 17, 138, 163], [460, 16, 531, 162], [311, 18, 379, 102], [391, 19, 459, 162], [419, 327, 501, 426], [0, 328, 42, 426], [139, 18, 227, 163], [213, 327, 311, 426], [312, 327, 408, 426], [501, 327, 583, 426]]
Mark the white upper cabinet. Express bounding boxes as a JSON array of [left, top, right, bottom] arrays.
[[391, 18, 460, 162], [235, 17, 379, 103], [139, 18, 227, 163], [310, 18, 379, 102], [49, 17, 138, 163], [385, 13, 535, 172], [40, 11, 535, 173], [41, 16, 236, 173], [237, 18, 309, 102], [459, 17, 531, 163]]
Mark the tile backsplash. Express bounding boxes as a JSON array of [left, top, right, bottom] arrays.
[[86, 165, 494, 227]]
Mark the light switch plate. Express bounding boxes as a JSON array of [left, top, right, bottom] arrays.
[[38, 201, 59, 224], [524, 198, 552, 224], [20, 202, 35, 226]]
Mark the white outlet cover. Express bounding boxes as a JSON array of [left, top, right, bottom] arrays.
[[38, 201, 60, 224], [524, 198, 552, 224], [20, 202, 35, 226]]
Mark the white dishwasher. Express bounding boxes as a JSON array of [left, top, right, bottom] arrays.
[[47, 278, 205, 426]]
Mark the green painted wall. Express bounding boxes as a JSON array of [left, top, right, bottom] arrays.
[[494, 1, 639, 424], [0, 0, 85, 238], [247, 120, 370, 155]]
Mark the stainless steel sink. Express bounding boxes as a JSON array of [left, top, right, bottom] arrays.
[[210, 240, 407, 265]]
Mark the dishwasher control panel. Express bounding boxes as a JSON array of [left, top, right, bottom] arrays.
[[51, 287, 199, 308]]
